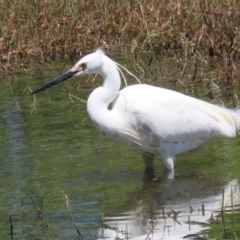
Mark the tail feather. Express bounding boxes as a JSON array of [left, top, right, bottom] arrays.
[[209, 104, 240, 138]]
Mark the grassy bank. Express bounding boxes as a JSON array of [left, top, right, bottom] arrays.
[[1, 0, 240, 68]]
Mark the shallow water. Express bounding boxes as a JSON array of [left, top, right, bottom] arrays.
[[1, 53, 240, 239]]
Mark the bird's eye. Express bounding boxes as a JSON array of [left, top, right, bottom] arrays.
[[80, 63, 87, 71]]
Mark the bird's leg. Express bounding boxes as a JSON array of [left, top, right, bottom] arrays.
[[160, 152, 174, 170], [163, 168, 174, 179], [160, 152, 175, 179], [142, 151, 154, 169], [142, 151, 156, 180]]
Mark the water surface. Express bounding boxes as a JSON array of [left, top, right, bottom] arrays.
[[0, 53, 240, 239]]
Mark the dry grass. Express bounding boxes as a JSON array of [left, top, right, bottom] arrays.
[[1, 0, 240, 68]]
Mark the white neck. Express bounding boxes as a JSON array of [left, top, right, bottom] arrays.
[[87, 56, 121, 129]]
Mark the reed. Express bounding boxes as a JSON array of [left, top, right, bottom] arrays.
[[1, 0, 240, 68]]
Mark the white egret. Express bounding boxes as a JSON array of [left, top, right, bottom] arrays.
[[32, 49, 240, 177]]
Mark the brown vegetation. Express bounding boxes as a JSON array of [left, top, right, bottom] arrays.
[[1, 0, 240, 66]]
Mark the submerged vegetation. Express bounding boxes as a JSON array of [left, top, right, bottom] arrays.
[[1, 0, 240, 66]]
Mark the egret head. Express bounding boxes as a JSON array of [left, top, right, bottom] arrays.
[[73, 48, 105, 76], [31, 48, 105, 95]]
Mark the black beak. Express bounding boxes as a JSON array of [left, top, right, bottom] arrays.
[[31, 70, 79, 95]]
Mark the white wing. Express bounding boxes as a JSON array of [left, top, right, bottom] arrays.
[[113, 84, 240, 143]]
